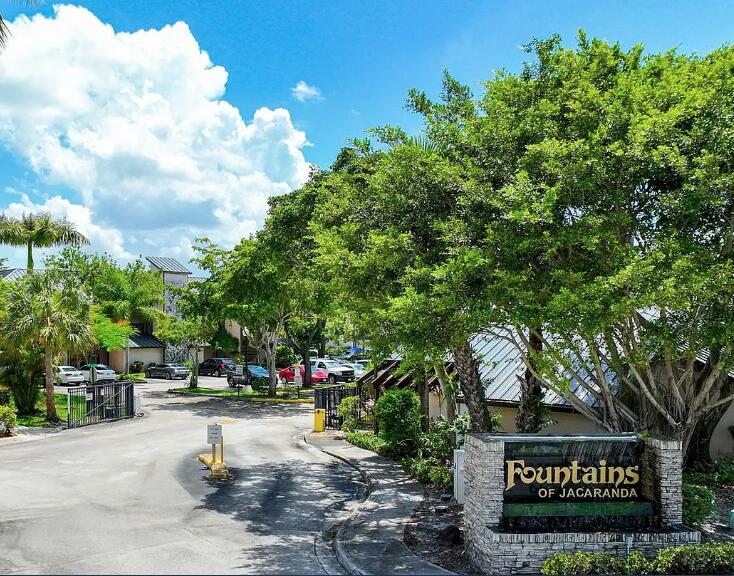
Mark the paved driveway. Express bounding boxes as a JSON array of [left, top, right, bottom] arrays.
[[0, 378, 361, 574]]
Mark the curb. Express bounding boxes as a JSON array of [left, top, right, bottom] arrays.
[[303, 431, 455, 576]]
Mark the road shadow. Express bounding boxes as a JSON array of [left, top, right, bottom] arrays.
[[151, 396, 313, 420], [176, 452, 364, 573]]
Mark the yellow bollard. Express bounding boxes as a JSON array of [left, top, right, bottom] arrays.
[[313, 408, 326, 432]]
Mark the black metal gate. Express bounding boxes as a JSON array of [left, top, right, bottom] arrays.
[[67, 381, 135, 428], [314, 385, 356, 430]]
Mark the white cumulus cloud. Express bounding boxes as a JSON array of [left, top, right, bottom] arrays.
[[291, 80, 322, 102], [0, 5, 312, 263]]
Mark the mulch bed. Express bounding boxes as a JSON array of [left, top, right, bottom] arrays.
[[404, 486, 481, 576]]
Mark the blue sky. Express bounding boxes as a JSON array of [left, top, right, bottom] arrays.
[[0, 0, 732, 269]]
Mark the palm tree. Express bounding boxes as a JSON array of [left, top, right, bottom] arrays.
[[1, 273, 97, 421], [93, 261, 164, 372], [0, 213, 90, 272]]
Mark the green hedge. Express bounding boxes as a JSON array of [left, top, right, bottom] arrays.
[[682, 483, 715, 525], [345, 430, 387, 454], [541, 543, 734, 575]]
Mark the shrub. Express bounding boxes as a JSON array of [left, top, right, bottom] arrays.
[[0, 389, 9, 406], [682, 483, 715, 525], [128, 361, 145, 373], [338, 395, 360, 432], [541, 544, 734, 575], [374, 388, 422, 457], [402, 457, 453, 489], [0, 405, 17, 436], [686, 457, 734, 485], [345, 430, 387, 454], [420, 416, 454, 462], [653, 543, 734, 575], [541, 551, 624, 576]]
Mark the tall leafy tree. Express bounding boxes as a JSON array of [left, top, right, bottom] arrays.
[[312, 138, 496, 431], [0, 213, 89, 271], [46, 249, 164, 369], [154, 280, 217, 389], [413, 33, 734, 456], [1, 273, 96, 421]]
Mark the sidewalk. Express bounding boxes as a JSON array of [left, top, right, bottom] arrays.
[[306, 431, 455, 576]]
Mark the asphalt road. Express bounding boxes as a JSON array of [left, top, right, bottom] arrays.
[[0, 377, 362, 574]]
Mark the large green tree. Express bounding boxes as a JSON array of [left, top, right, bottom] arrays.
[[0, 213, 89, 272], [311, 137, 496, 431], [413, 33, 734, 457], [1, 273, 96, 421], [46, 249, 164, 369]]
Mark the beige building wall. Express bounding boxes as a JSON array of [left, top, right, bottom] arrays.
[[110, 348, 165, 373], [109, 349, 124, 373]]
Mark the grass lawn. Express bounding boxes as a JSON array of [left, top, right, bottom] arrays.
[[168, 387, 314, 403], [14, 392, 71, 427]]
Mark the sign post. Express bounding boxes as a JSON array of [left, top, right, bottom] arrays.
[[207, 423, 223, 462], [198, 423, 229, 480]]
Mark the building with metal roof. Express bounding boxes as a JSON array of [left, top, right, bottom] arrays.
[[145, 256, 191, 275]]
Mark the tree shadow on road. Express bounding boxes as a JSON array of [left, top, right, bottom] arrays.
[[178, 456, 365, 574], [150, 396, 313, 420]]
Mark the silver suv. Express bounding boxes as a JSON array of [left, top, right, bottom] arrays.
[[310, 358, 354, 384]]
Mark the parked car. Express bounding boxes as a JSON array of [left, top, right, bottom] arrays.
[[340, 361, 366, 378], [79, 363, 117, 383], [277, 364, 328, 385], [226, 364, 269, 387], [56, 365, 84, 385], [198, 357, 236, 377], [311, 358, 355, 384], [145, 363, 190, 380]]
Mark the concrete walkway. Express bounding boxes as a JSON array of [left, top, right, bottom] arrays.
[[306, 431, 455, 576]]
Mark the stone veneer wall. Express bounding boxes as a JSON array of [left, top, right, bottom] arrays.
[[463, 434, 698, 575]]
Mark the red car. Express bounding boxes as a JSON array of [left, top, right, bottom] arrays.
[[278, 364, 328, 385]]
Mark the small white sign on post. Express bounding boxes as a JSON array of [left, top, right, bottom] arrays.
[[207, 423, 223, 445], [235, 365, 243, 376], [294, 367, 303, 387]]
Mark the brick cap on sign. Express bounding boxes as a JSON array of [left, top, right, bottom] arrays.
[[470, 432, 641, 443]]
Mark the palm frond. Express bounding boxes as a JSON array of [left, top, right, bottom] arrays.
[[0, 15, 9, 51]]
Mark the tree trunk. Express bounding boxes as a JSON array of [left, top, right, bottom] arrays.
[[266, 337, 277, 397], [188, 347, 199, 388], [303, 349, 312, 387], [434, 360, 456, 424], [451, 340, 494, 432], [44, 348, 59, 422], [516, 329, 547, 433]]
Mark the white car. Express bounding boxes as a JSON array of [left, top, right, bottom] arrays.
[[56, 365, 84, 385], [79, 363, 117, 383], [310, 358, 355, 385], [340, 362, 366, 378]]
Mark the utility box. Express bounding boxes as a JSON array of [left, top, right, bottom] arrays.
[[313, 409, 326, 432], [454, 449, 465, 504]]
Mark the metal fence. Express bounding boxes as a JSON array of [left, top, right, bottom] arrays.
[[67, 381, 135, 429], [314, 385, 357, 430]]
